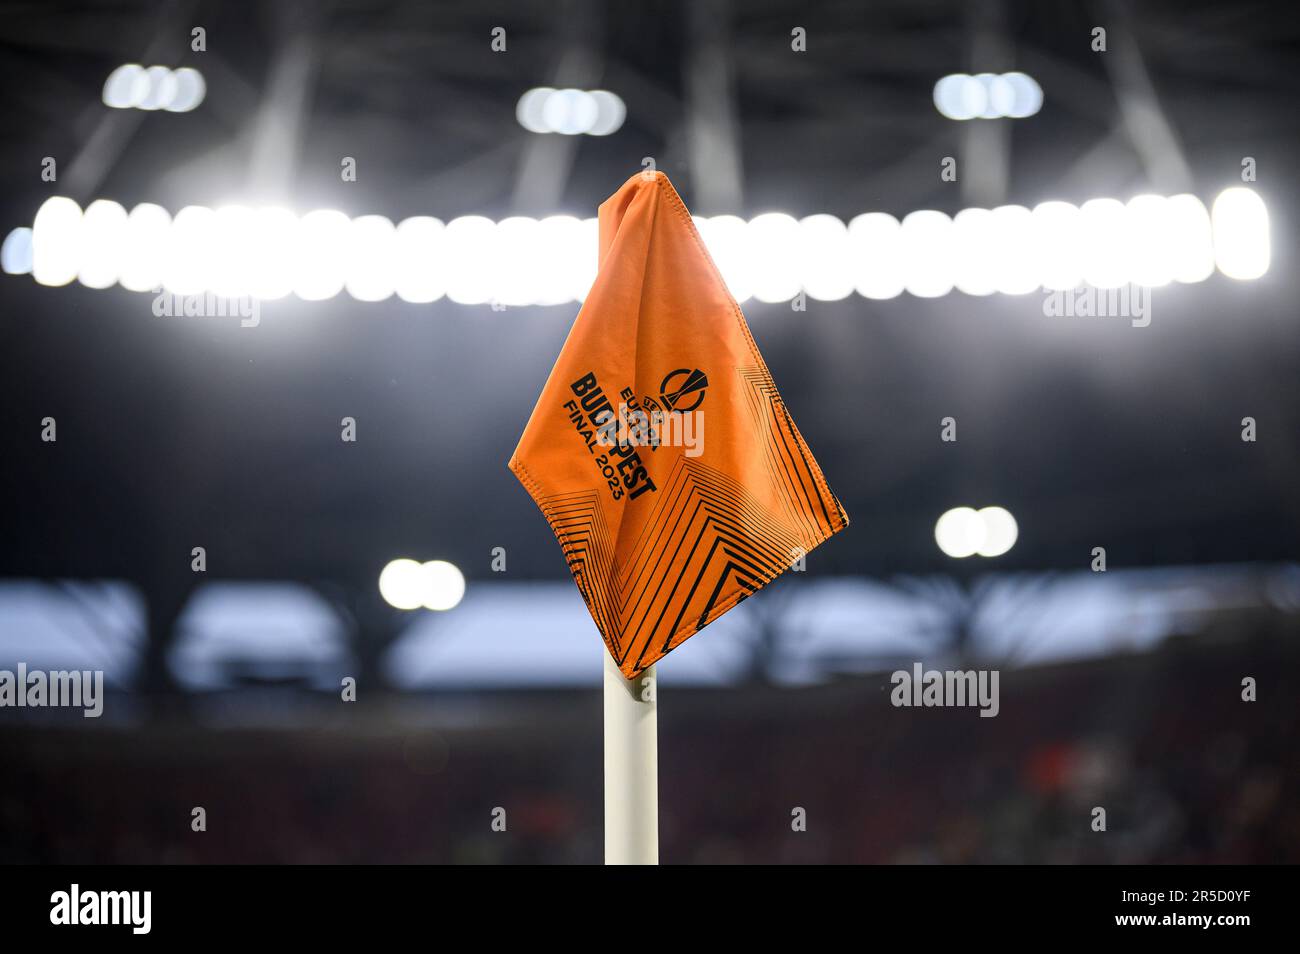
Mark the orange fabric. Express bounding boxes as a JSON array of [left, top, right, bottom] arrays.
[[509, 171, 848, 677]]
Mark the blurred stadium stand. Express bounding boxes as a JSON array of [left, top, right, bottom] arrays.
[[2, 621, 1295, 863]]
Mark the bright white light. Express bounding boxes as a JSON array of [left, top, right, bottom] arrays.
[[295, 209, 351, 300], [421, 560, 466, 611], [960, 76, 988, 118], [103, 64, 147, 108], [954, 203, 1052, 297], [165, 67, 206, 112], [933, 74, 975, 121], [1078, 198, 1130, 289], [138, 65, 176, 110], [1031, 200, 1082, 290], [848, 213, 904, 299], [900, 210, 955, 298], [1212, 187, 1270, 280], [952, 208, 998, 296], [77, 199, 128, 289], [518, 87, 625, 135], [494, 217, 543, 306], [103, 64, 205, 112], [989, 204, 1038, 295], [344, 215, 397, 301], [393, 216, 446, 303], [572, 217, 600, 302], [1003, 72, 1043, 118], [163, 205, 216, 294], [976, 73, 1014, 119], [935, 507, 985, 558], [8, 188, 1266, 304], [747, 213, 802, 302], [936, 506, 1018, 558], [588, 90, 627, 136], [543, 88, 598, 135], [975, 506, 1018, 557], [697, 214, 753, 302], [443, 216, 497, 304], [32, 196, 84, 287], [934, 72, 1042, 120], [378, 558, 465, 611], [516, 87, 554, 133], [797, 214, 855, 301], [533, 215, 585, 306], [246, 207, 299, 300], [379, 559, 428, 611], [1165, 194, 1215, 284], [1, 227, 33, 275], [72, 200, 125, 289], [118, 203, 171, 292], [1125, 194, 1174, 288], [210, 204, 256, 298]]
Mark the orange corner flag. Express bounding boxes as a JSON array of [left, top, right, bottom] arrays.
[[509, 171, 848, 678]]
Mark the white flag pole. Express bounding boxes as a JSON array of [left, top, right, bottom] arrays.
[[603, 652, 658, 864]]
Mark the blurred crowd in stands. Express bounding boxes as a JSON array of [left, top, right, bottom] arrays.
[[2, 627, 1295, 863]]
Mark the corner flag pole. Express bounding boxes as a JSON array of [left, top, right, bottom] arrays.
[[603, 652, 658, 864]]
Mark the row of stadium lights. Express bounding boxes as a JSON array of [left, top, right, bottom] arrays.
[[102, 64, 206, 112], [0, 187, 1269, 303], [933, 72, 1043, 120], [94, 63, 1035, 132], [516, 87, 626, 135]]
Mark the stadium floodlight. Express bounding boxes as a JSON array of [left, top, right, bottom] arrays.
[[797, 214, 856, 301], [934, 72, 1043, 120], [935, 507, 987, 558], [160, 205, 216, 294], [848, 213, 905, 300], [0, 227, 33, 276], [975, 507, 1018, 557], [31, 196, 83, 287], [421, 561, 465, 611], [746, 213, 802, 303], [294, 209, 351, 301], [379, 559, 465, 611], [344, 215, 398, 302], [379, 559, 427, 611], [516, 87, 626, 135], [393, 216, 447, 304], [900, 210, 956, 298], [442, 216, 498, 304], [494, 217, 545, 307], [936, 506, 1019, 558], [77, 199, 128, 289], [1212, 187, 1270, 280], [952, 208, 998, 297], [102, 64, 206, 112], [1078, 198, 1130, 289], [118, 204, 172, 292]]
